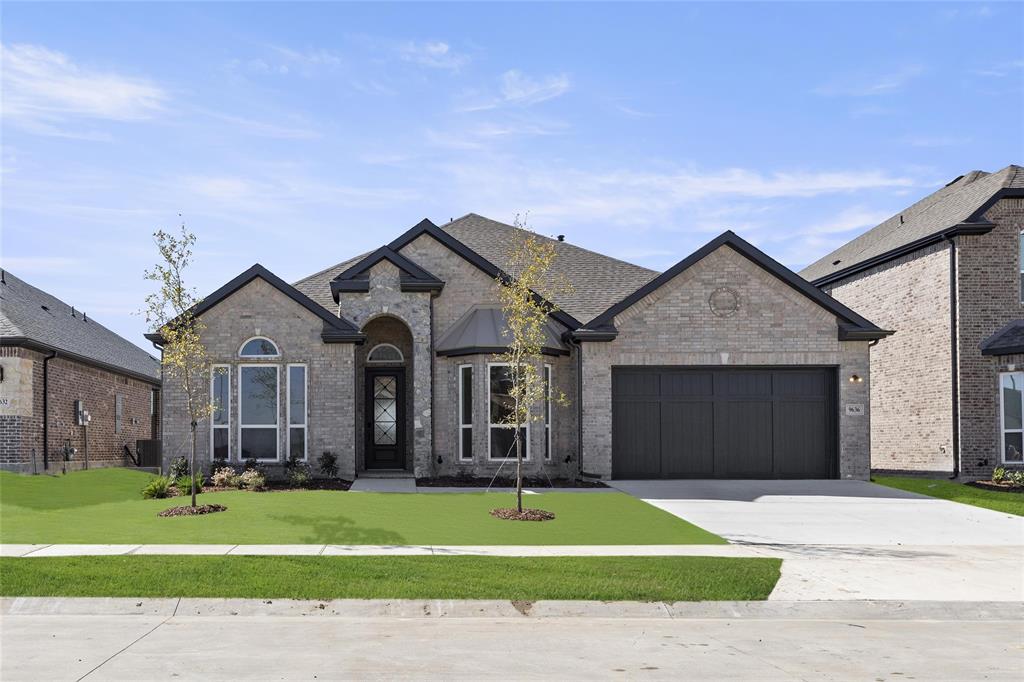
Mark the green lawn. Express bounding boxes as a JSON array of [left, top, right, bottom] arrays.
[[0, 555, 780, 601], [0, 469, 723, 545], [874, 476, 1024, 516]]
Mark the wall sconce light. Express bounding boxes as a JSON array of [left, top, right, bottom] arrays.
[[848, 374, 863, 383]]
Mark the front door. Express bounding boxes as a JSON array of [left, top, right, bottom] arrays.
[[365, 368, 406, 470]]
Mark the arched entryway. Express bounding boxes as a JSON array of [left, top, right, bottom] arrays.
[[356, 316, 414, 471]]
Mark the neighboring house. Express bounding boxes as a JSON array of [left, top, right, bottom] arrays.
[[802, 164, 1024, 479], [152, 214, 887, 481], [0, 270, 162, 473]]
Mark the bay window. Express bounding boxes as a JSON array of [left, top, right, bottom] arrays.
[[1000, 372, 1024, 463], [544, 364, 552, 460], [287, 364, 307, 461], [488, 363, 528, 460], [210, 365, 230, 460], [459, 365, 473, 460], [239, 364, 279, 461]]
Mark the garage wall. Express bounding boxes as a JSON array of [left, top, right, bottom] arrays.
[[580, 245, 871, 480]]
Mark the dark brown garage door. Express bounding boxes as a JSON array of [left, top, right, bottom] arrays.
[[612, 367, 837, 479]]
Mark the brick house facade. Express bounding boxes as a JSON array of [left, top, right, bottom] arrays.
[[803, 165, 1024, 478], [1, 271, 161, 473], [155, 215, 885, 481]]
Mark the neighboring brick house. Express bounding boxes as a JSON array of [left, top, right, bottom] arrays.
[[0, 270, 162, 473], [153, 215, 887, 481], [802, 164, 1024, 479]]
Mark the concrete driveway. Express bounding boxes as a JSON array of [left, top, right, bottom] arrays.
[[609, 479, 1024, 601]]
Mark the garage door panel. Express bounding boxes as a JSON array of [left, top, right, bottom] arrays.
[[715, 400, 773, 476], [612, 400, 661, 478], [716, 371, 772, 398], [774, 401, 831, 478], [773, 370, 827, 399], [660, 372, 713, 398], [612, 371, 660, 398], [660, 401, 714, 477]]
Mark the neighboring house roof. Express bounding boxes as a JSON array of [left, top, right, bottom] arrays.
[[435, 305, 569, 357], [330, 246, 444, 300], [146, 264, 364, 346], [981, 319, 1024, 356], [802, 164, 1024, 285], [0, 269, 161, 383], [583, 231, 891, 341], [442, 213, 658, 323]]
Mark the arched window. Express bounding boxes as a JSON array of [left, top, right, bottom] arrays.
[[239, 336, 280, 358], [366, 343, 404, 364]]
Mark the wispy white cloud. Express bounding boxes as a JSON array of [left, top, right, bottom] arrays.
[[204, 111, 320, 140], [902, 134, 971, 148], [226, 46, 343, 77], [814, 65, 924, 97], [458, 69, 570, 111], [399, 41, 468, 70], [970, 59, 1024, 78], [1, 42, 166, 137]]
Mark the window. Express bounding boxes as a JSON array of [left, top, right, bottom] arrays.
[[1000, 372, 1024, 463], [239, 336, 280, 358], [287, 364, 307, 461], [114, 395, 124, 434], [210, 366, 230, 460], [543, 364, 552, 460], [239, 365, 279, 461], [488, 364, 528, 460], [458, 364, 473, 460], [367, 343, 404, 364]]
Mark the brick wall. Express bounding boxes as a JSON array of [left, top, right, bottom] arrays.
[[956, 197, 1024, 476], [825, 242, 954, 473], [581, 245, 873, 480], [0, 346, 45, 470]]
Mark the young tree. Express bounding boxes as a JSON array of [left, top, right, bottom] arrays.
[[495, 216, 570, 514], [143, 225, 214, 508]]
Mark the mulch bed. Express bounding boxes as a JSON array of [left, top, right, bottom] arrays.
[[966, 480, 1024, 494], [490, 507, 556, 522], [171, 479, 353, 495], [158, 504, 227, 517], [417, 476, 606, 489]]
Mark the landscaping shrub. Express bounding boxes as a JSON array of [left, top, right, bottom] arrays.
[[211, 467, 240, 488], [1009, 471, 1024, 487], [239, 469, 266, 491], [288, 463, 312, 489], [168, 456, 190, 479], [993, 467, 1007, 483], [175, 472, 204, 495], [243, 458, 264, 473], [210, 457, 229, 475], [317, 451, 338, 479], [142, 476, 172, 499]]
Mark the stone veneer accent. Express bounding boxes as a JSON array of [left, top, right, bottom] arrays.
[[580, 246, 872, 480]]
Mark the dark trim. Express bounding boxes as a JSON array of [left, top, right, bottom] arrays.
[[567, 327, 618, 342], [330, 246, 444, 302], [980, 319, 1024, 356], [387, 219, 583, 330], [585, 231, 891, 341], [981, 344, 1024, 357], [964, 187, 1024, 223], [148, 264, 365, 346], [810, 221, 995, 287], [948, 237, 960, 479], [1, 337, 161, 386], [436, 345, 570, 358]]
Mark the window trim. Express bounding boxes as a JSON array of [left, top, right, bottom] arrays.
[[999, 371, 1024, 464], [487, 362, 530, 461], [458, 364, 473, 461], [238, 363, 280, 462], [287, 363, 308, 461], [544, 364, 552, 461], [366, 343, 405, 364], [210, 364, 231, 461], [114, 394, 124, 434], [238, 336, 281, 358]]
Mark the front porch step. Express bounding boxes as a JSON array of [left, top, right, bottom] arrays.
[[358, 470, 414, 479]]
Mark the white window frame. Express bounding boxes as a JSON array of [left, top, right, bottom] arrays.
[[366, 343, 404, 364], [238, 336, 281, 358], [999, 371, 1024, 464], [210, 365, 231, 461], [287, 363, 308, 461], [238, 363, 280, 462], [544, 364, 552, 460], [458, 364, 473, 461], [487, 362, 530, 461]]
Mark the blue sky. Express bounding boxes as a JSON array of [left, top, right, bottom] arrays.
[[2, 2, 1022, 350]]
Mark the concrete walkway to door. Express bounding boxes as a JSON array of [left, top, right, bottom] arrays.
[[608, 479, 1024, 601]]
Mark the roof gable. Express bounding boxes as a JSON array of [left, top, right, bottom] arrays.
[[583, 231, 890, 341], [330, 246, 444, 300]]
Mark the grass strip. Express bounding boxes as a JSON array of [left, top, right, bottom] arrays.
[[873, 476, 1024, 517], [0, 556, 780, 601]]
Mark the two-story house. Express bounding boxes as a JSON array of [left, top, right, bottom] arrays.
[[802, 164, 1024, 478]]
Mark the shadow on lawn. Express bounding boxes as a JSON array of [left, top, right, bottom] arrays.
[[270, 514, 407, 545]]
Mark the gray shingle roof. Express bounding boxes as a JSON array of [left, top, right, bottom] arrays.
[[981, 319, 1024, 356], [436, 305, 569, 356], [0, 270, 160, 382], [801, 164, 1024, 283], [293, 252, 370, 311], [442, 213, 658, 323]]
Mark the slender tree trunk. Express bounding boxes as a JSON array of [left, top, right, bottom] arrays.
[[515, 418, 523, 513], [190, 421, 197, 507]]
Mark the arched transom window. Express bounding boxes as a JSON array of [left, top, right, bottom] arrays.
[[366, 343, 404, 364], [239, 336, 280, 358]]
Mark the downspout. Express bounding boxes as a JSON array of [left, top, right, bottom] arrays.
[[947, 236, 960, 479], [41, 350, 57, 470], [429, 294, 437, 475], [570, 337, 584, 477]]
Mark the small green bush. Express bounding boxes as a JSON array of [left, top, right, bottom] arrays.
[[289, 464, 312, 489], [317, 451, 338, 479], [175, 472, 204, 495], [211, 466, 240, 488], [168, 457, 190, 479], [239, 469, 266, 491], [1009, 470, 1024, 487], [993, 467, 1007, 483], [243, 458, 264, 473], [142, 476, 172, 499]]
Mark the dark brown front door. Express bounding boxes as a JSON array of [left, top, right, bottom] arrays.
[[365, 368, 406, 470]]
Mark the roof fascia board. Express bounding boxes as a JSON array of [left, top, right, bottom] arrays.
[[0, 337, 161, 386]]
